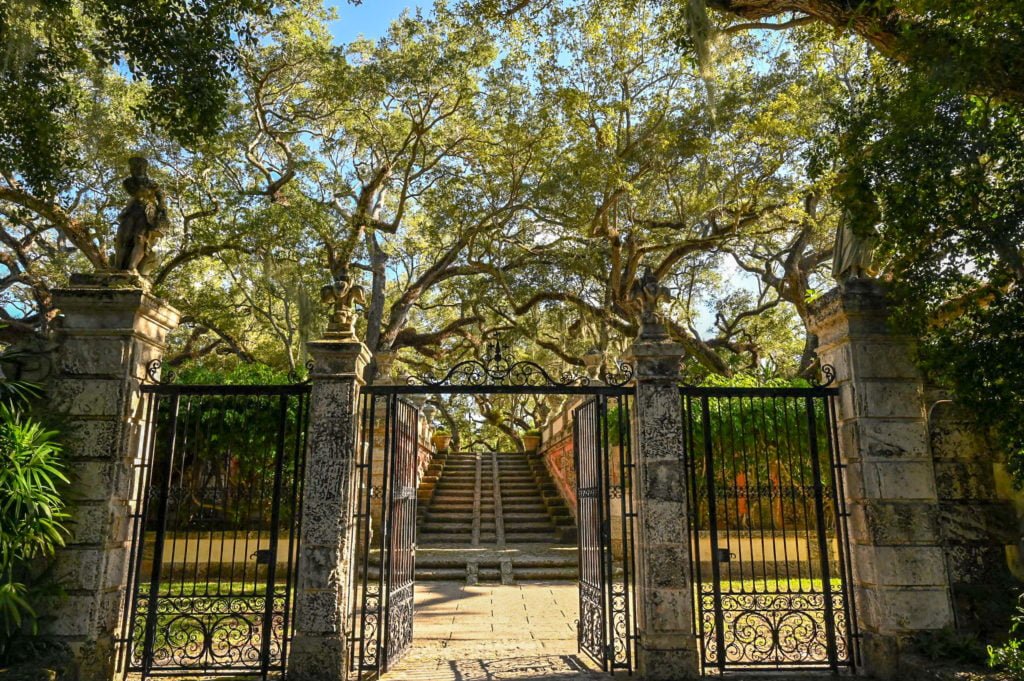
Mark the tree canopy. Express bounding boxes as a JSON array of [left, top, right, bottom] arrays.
[[0, 0, 1020, 469]]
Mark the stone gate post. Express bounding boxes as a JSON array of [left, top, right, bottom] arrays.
[[48, 281, 179, 681], [288, 338, 371, 681], [628, 331, 699, 679], [809, 280, 954, 679]]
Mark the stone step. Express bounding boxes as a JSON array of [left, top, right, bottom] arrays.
[[515, 566, 577, 581]]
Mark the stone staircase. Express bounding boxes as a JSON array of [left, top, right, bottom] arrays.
[[415, 451, 578, 582]]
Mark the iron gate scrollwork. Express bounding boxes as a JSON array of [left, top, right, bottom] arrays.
[[574, 395, 637, 673], [350, 394, 420, 680], [349, 338, 638, 676], [117, 383, 310, 678], [681, 383, 858, 672]]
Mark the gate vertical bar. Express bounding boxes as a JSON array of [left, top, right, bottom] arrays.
[[807, 396, 839, 671], [700, 396, 726, 672], [259, 394, 291, 679], [139, 393, 180, 677]]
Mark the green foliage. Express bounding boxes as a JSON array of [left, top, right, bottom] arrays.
[[173, 361, 293, 386], [832, 49, 1024, 484], [0, 403, 69, 661], [990, 596, 1024, 679], [0, 0, 279, 191], [913, 627, 987, 666]]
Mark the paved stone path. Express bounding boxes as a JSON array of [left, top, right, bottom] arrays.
[[380, 582, 614, 680]]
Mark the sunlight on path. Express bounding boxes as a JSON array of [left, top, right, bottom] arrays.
[[380, 582, 615, 681]]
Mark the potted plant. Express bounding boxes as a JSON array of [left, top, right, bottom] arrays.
[[522, 428, 542, 453], [431, 429, 452, 452]]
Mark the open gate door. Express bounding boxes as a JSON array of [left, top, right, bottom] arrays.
[[351, 394, 419, 680], [573, 394, 637, 673]]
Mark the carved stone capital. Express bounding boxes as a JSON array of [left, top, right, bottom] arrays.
[[627, 339, 684, 383], [307, 339, 372, 381]]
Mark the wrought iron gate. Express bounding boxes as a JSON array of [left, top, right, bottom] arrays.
[[350, 393, 420, 680], [681, 383, 857, 672], [347, 341, 638, 676], [574, 395, 637, 673], [118, 381, 309, 678]]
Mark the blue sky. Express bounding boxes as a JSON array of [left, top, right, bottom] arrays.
[[326, 0, 422, 43]]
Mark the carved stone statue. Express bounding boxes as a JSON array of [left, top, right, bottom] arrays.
[[321, 264, 366, 340], [630, 266, 671, 339], [831, 170, 879, 285], [114, 157, 168, 276]]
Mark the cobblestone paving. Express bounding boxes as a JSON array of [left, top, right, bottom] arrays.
[[380, 582, 615, 681]]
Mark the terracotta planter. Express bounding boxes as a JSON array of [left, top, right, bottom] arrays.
[[523, 434, 541, 452], [431, 433, 452, 452]]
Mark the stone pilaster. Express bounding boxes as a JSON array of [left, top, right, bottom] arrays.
[[48, 284, 180, 681], [288, 339, 371, 681], [809, 280, 954, 679], [627, 337, 699, 679]]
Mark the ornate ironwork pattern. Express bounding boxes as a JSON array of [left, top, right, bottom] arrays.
[[408, 339, 633, 387], [145, 358, 176, 385], [698, 587, 849, 666], [573, 396, 637, 673], [681, 386, 857, 672], [350, 394, 420, 680], [118, 385, 310, 678]]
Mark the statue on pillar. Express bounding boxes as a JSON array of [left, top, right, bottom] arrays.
[[114, 156, 168, 277], [630, 266, 671, 340], [831, 168, 880, 285], [321, 263, 365, 340]]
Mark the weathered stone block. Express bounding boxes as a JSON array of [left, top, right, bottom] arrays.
[[646, 544, 690, 587], [287, 635, 346, 681], [59, 338, 131, 376], [292, 589, 342, 634], [852, 545, 947, 587], [297, 545, 345, 590], [844, 419, 930, 461], [46, 594, 99, 636], [861, 460, 937, 500], [855, 585, 953, 633], [938, 501, 1017, 544], [645, 587, 693, 633], [934, 461, 996, 500], [642, 461, 686, 502], [849, 500, 940, 545], [637, 644, 700, 681], [854, 381, 924, 420], [845, 340, 921, 380], [642, 500, 688, 544], [68, 502, 112, 545], [930, 421, 996, 462], [52, 378, 123, 418], [62, 419, 121, 459], [53, 548, 106, 592]]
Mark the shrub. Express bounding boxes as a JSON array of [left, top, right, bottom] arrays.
[[990, 595, 1024, 680], [0, 402, 69, 662]]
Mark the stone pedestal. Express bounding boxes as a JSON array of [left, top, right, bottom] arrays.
[[809, 281, 954, 679], [48, 285, 180, 681], [627, 337, 699, 679], [288, 339, 371, 681]]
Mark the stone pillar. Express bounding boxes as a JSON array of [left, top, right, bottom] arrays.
[[628, 335, 699, 679], [48, 283, 179, 681], [288, 338, 371, 681], [809, 280, 954, 679]]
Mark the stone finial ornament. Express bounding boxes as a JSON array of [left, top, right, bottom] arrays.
[[630, 266, 671, 340], [321, 264, 366, 340], [114, 156, 168, 276]]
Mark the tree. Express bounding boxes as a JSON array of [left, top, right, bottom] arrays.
[[0, 0, 286, 193]]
